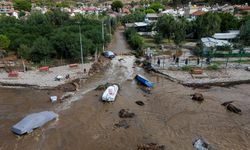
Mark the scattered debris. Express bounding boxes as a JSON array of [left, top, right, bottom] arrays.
[[55, 75, 63, 81], [137, 143, 165, 150], [193, 138, 210, 150], [118, 58, 125, 62], [140, 87, 151, 94], [95, 83, 111, 91], [59, 92, 74, 102], [72, 82, 79, 91], [191, 93, 204, 102], [221, 101, 242, 114], [114, 120, 129, 129], [135, 101, 145, 106], [50, 96, 57, 103], [119, 109, 135, 118]]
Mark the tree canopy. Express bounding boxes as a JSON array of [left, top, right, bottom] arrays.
[[111, 0, 124, 12], [240, 20, 250, 46], [0, 10, 113, 63], [195, 12, 221, 38], [13, 0, 32, 11], [0, 34, 10, 50]]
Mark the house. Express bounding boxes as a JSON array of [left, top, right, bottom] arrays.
[[190, 11, 206, 20], [201, 37, 232, 54], [213, 30, 240, 40], [145, 13, 159, 22], [0, 0, 13, 14]]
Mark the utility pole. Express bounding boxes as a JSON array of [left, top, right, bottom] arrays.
[[78, 23, 84, 65], [102, 19, 105, 52]]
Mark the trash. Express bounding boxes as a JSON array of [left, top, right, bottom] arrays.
[[119, 109, 135, 118], [221, 101, 241, 114], [114, 120, 129, 129], [11, 111, 58, 135], [137, 143, 165, 150], [50, 96, 57, 103], [102, 84, 119, 102], [191, 93, 204, 102], [55, 75, 63, 81], [193, 138, 210, 150], [135, 101, 145, 106]]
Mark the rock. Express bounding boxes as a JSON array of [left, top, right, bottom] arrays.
[[114, 120, 129, 129], [221, 101, 241, 114], [191, 93, 204, 102], [135, 101, 145, 106], [119, 109, 135, 118], [137, 143, 165, 150]]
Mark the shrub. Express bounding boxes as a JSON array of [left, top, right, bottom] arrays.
[[181, 65, 192, 71], [206, 64, 219, 70]]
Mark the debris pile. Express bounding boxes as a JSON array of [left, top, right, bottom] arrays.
[[191, 93, 204, 102], [137, 143, 165, 150], [59, 92, 74, 102], [221, 101, 242, 114], [119, 109, 135, 118], [114, 120, 129, 129]]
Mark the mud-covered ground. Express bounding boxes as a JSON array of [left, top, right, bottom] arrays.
[[1, 68, 250, 150]]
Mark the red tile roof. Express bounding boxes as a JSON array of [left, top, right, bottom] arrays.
[[192, 11, 206, 16]]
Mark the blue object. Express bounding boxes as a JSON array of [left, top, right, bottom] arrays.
[[135, 74, 153, 88], [11, 111, 58, 135]]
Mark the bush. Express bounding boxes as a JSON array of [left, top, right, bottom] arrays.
[[206, 64, 219, 70], [181, 65, 193, 71]]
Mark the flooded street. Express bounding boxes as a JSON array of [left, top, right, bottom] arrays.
[[1, 29, 250, 150]]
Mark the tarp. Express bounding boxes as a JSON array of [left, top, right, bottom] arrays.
[[11, 111, 58, 135]]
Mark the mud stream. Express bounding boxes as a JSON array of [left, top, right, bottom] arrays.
[[1, 56, 250, 150]]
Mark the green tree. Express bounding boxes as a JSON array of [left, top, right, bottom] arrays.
[[121, 12, 145, 24], [149, 2, 164, 12], [129, 34, 144, 50], [30, 37, 54, 63], [195, 12, 221, 38], [13, 0, 31, 11], [111, 0, 124, 12], [17, 44, 31, 60], [0, 34, 10, 50], [240, 20, 250, 46], [156, 14, 175, 39], [218, 13, 240, 32], [144, 8, 155, 14], [173, 20, 186, 46], [153, 32, 163, 44], [46, 9, 69, 26]]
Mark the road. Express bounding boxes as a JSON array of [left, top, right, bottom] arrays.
[[107, 27, 131, 54]]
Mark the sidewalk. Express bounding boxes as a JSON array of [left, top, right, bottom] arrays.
[[0, 63, 92, 89]]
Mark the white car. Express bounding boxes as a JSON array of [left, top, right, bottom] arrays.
[[103, 51, 115, 59]]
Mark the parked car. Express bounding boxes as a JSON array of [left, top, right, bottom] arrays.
[[245, 66, 250, 71], [103, 51, 115, 59]]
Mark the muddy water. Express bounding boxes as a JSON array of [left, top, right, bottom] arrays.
[[1, 59, 250, 149]]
